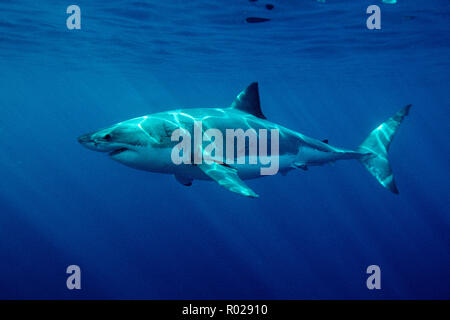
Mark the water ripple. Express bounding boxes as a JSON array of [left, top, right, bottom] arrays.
[[0, 1, 448, 73]]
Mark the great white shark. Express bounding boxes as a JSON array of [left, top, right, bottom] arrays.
[[78, 82, 411, 198]]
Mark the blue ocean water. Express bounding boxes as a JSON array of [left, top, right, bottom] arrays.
[[0, 0, 449, 299]]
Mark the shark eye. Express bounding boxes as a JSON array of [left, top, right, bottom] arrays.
[[104, 134, 112, 141]]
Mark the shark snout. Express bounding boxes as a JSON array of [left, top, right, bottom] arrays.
[[77, 133, 92, 144], [77, 129, 132, 154], [77, 132, 101, 151]]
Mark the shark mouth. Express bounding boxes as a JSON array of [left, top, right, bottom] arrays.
[[109, 148, 129, 156]]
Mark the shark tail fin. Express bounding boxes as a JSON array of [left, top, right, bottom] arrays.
[[357, 104, 412, 194]]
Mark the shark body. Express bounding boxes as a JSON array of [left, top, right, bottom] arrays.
[[78, 83, 411, 197]]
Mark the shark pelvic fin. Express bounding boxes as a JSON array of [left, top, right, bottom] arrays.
[[230, 82, 266, 119], [175, 174, 193, 186], [197, 162, 259, 198], [292, 162, 308, 171]]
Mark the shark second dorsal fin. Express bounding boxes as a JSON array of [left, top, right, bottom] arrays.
[[230, 82, 266, 119]]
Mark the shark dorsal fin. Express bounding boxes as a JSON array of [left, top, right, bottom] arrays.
[[230, 82, 266, 119]]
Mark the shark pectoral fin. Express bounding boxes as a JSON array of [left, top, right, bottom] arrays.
[[175, 174, 193, 186], [197, 162, 259, 198], [292, 162, 308, 171]]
